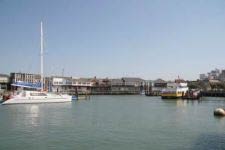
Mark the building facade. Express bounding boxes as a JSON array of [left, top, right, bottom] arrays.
[[51, 76, 74, 94], [219, 70, 225, 81], [91, 78, 111, 94], [110, 78, 145, 94], [9, 72, 41, 90], [72, 78, 96, 94], [151, 79, 167, 95], [208, 69, 220, 80], [0, 74, 10, 92], [199, 68, 225, 81], [7, 73, 146, 95], [51, 77, 97, 95], [10, 72, 41, 83]]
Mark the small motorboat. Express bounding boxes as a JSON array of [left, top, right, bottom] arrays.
[[214, 108, 225, 116], [182, 89, 201, 100]]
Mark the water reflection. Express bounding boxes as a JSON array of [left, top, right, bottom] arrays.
[[3, 104, 41, 131], [161, 99, 203, 108], [214, 115, 225, 125], [5, 103, 74, 130], [26, 105, 40, 126], [177, 100, 203, 107], [176, 100, 187, 107]]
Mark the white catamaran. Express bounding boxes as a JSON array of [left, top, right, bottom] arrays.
[[2, 22, 72, 105]]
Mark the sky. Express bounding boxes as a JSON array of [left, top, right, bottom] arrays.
[[1, 0, 225, 80]]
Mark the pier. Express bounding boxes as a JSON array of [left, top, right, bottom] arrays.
[[201, 91, 225, 97]]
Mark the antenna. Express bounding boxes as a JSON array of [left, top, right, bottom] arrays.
[[41, 21, 44, 91]]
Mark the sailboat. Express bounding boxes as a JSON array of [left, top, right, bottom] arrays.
[[2, 22, 72, 105]]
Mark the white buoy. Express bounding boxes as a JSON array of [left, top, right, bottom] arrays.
[[214, 108, 225, 116]]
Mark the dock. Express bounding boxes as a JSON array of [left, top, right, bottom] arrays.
[[201, 91, 225, 97]]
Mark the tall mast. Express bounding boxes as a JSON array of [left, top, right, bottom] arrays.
[[40, 21, 44, 91]]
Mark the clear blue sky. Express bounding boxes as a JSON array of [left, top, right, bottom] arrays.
[[1, 0, 225, 80]]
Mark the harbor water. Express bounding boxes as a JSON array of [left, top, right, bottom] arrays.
[[0, 96, 225, 150]]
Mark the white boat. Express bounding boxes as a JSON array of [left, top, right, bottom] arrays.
[[2, 22, 72, 105], [2, 91, 71, 105], [161, 79, 189, 99]]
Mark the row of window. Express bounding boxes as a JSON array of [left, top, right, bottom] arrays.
[[30, 93, 47, 96], [15, 79, 39, 83], [53, 82, 63, 85]]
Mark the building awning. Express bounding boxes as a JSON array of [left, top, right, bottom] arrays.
[[11, 81, 41, 89]]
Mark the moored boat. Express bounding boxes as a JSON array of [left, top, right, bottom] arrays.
[[2, 21, 72, 105], [182, 89, 201, 100], [2, 91, 71, 105], [161, 79, 188, 99]]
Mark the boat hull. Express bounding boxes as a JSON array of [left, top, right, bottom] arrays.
[[2, 97, 72, 105], [161, 93, 183, 99], [161, 96, 181, 99]]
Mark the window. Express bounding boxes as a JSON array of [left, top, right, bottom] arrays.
[[30, 93, 47, 96]]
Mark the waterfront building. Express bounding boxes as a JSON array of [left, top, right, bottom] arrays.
[[144, 80, 153, 94], [0, 74, 10, 92], [200, 69, 221, 80], [122, 77, 145, 94], [110, 79, 125, 94], [122, 77, 144, 87], [91, 78, 111, 94], [151, 79, 167, 95], [201, 69, 225, 82], [8, 72, 147, 95], [110, 78, 145, 94], [9, 72, 41, 90], [10, 72, 41, 84], [219, 70, 225, 81], [51, 76, 74, 94], [208, 68, 220, 80], [72, 78, 96, 87], [72, 78, 96, 94]]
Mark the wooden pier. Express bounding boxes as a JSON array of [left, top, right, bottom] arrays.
[[201, 91, 225, 97]]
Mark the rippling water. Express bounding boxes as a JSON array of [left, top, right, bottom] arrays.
[[0, 96, 225, 150]]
